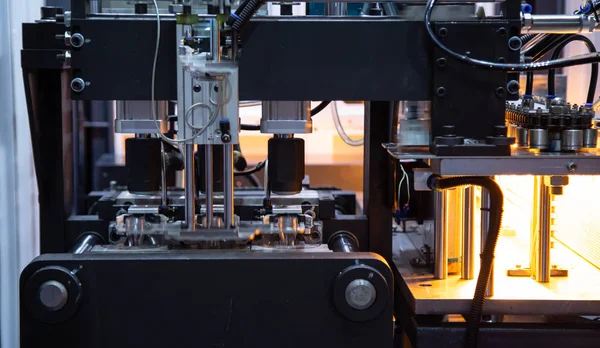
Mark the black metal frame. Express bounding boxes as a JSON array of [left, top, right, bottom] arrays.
[[22, 2, 600, 348]]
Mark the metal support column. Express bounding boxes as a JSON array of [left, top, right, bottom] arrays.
[[434, 190, 448, 279], [223, 143, 235, 228], [364, 101, 396, 260], [185, 144, 196, 228], [462, 186, 475, 280], [536, 178, 552, 283], [481, 188, 493, 297], [204, 144, 214, 228]]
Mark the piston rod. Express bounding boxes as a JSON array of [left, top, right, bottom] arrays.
[[185, 143, 196, 228], [462, 186, 475, 280], [434, 190, 448, 280], [223, 143, 235, 228], [205, 144, 214, 228], [537, 179, 552, 283], [481, 188, 493, 297], [522, 13, 598, 34]]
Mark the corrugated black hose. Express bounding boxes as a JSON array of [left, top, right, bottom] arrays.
[[231, 0, 265, 31], [427, 176, 504, 348]]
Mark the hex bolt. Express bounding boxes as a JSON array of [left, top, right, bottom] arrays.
[[221, 133, 232, 143], [496, 87, 506, 98], [345, 279, 377, 310], [70, 33, 84, 48], [497, 27, 507, 37], [438, 27, 448, 37], [436, 87, 446, 98], [506, 80, 520, 95], [567, 162, 577, 172], [70, 78, 86, 93], [508, 36, 522, 51], [436, 58, 447, 68]]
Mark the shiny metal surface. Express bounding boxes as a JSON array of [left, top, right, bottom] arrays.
[[480, 188, 493, 297], [345, 279, 377, 310], [528, 128, 549, 150], [205, 144, 214, 228], [384, 144, 600, 175], [536, 180, 552, 283], [516, 126, 528, 147], [462, 186, 475, 280], [584, 128, 598, 148], [562, 129, 583, 152], [185, 144, 196, 227], [115, 101, 168, 134], [522, 13, 597, 34], [434, 190, 447, 280], [261, 101, 312, 134], [397, 101, 431, 146], [38, 281, 68, 312], [223, 144, 234, 227]]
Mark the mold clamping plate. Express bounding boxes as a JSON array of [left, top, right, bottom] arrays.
[[383, 143, 600, 176]]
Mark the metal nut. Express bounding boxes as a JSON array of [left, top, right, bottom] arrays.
[[70, 33, 85, 48], [70, 78, 86, 93], [567, 162, 577, 172]]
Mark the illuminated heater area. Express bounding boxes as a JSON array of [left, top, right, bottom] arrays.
[[491, 175, 600, 295]]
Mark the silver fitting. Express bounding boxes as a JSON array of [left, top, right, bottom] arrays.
[[70, 33, 85, 48], [522, 13, 597, 34]]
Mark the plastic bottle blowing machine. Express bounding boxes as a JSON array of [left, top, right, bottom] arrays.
[[18, 0, 600, 347]]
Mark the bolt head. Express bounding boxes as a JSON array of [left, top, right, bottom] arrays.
[[345, 279, 377, 310], [38, 280, 68, 311]]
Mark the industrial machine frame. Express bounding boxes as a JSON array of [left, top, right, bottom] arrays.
[[19, 0, 600, 347]]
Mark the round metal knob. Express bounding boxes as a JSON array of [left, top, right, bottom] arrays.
[[345, 279, 376, 310], [38, 280, 68, 311]]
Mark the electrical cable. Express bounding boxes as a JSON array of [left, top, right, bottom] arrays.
[[547, 34, 598, 104], [428, 176, 503, 348], [310, 101, 331, 117], [425, 0, 600, 71], [332, 101, 364, 147], [151, 1, 200, 144], [234, 159, 266, 176], [525, 72, 534, 96]]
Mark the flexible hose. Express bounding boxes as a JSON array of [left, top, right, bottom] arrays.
[[425, 0, 600, 71], [310, 101, 331, 117], [525, 72, 534, 96], [548, 34, 598, 104], [231, 0, 265, 31], [332, 101, 364, 147], [428, 176, 503, 348], [520, 33, 537, 46]]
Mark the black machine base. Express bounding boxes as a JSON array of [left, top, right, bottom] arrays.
[[21, 251, 393, 348]]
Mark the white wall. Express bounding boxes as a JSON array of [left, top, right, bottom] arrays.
[[0, 0, 43, 347]]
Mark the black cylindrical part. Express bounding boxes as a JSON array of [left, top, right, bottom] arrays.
[[70, 233, 103, 254], [126, 138, 162, 193], [134, 3, 148, 14], [40, 6, 63, 19], [268, 137, 305, 195], [196, 145, 224, 193], [328, 231, 359, 253]]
